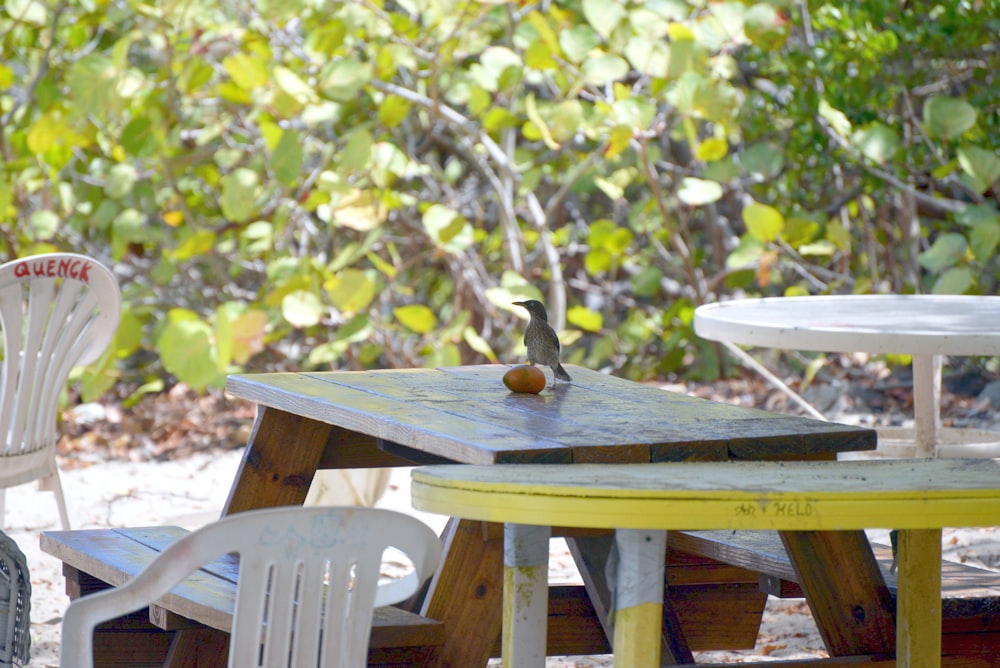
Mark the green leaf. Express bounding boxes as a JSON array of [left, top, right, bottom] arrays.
[[624, 37, 670, 78], [783, 217, 820, 247], [957, 146, 1000, 193], [924, 96, 976, 140], [273, 66, 318, 105], [422, 204, 472, 252], [582, 54, 630, 86], [220, 168, 259, 222], [223, 53, 269, 90], [229, 309, 268, 364], [744, 4, 788, 50], [582, 0, 626, 38], [559, 25, 601, 63], [121, 117, 156, 156], [567, 305, 603, 332], [852, 123, 899, 164], [917, 233, 967, 272], [969, 219, 1000, 263], [696, 137, 728, 162], [332, 189, 384, 231], [270, 130, 303, 185], [172, 229, 216, 261], [549, 100, 585, 143], [105, 163, 137, 199], [394, 304, 438, 333], [956, 204, 999, 227], [585, 248, 612, 274], [6, 0, 47, 25], [525, 93, 560, 150], [931, 266, 973, 295], [157, 311, 222, 391], [463, 326, 498, 363], [485, 273, 543, 311], [742, 202, 784, 242], [341, 129, 373, 172], [325, 268, 376, 313], [282, 290, 324, 328], [378, 95, 412, 127], [740, 142, 784, 179], [30, 210, 59, 240], [818, 99, 851, 137], [677, 177, 723, 205], [631, 266, 663, 298], [69, 54, 120, 115]]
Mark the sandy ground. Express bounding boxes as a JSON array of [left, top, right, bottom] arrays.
[[5, 449, 999, 667]]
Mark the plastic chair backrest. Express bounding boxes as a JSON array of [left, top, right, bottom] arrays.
[[59, 506, 442, 668], [0, 253, 120, 463]]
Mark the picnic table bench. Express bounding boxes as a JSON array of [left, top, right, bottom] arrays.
[[412, 457, 1000, 668], [40, 526, 444, 667]]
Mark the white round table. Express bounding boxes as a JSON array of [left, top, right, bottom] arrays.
[[694, 295, 1000, 457]]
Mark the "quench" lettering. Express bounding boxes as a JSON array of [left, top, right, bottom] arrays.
[[13, 257, 92, 283]]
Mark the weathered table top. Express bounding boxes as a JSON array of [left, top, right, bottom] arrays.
[[226, 365, 876, 465]]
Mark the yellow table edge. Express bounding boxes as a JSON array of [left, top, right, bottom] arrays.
[[411, 461, 1000, 532]]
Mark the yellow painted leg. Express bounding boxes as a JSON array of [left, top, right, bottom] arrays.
[[896, 528, 942, 668], [611, 529, 667, 668], [502, 523, 551, 668]]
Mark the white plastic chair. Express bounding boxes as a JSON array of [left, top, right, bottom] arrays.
[[0, 253, 120, 529], [59, 506, 442, 668]]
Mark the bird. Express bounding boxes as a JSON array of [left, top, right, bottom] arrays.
[[512, 299, 572, 383]]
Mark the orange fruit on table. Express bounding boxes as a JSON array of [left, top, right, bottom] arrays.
[[503, 365, 546, 394]]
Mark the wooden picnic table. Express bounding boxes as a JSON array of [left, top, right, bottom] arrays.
[[221, 364, 879, 666]]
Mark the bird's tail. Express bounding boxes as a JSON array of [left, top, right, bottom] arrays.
[[555, 363, 572, 382]]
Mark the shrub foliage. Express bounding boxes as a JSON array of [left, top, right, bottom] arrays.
[[2, 0, 998, 395]]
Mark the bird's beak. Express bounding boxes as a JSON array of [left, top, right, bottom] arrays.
[[512, 301, 525, 307]]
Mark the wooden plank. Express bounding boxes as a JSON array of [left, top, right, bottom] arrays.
[[228, 372, 571, 464], [781, 530, 897, 657], [669, 531, 799, 583], [672, 530, 1000, 619], [419, 519, 505, 667], [317, 425, 419, 469], [411, 459, 1000, 531], [323, 366, 874, 458], [227, 368, 876, 464], [222, 405, 333, 515], [162, 627, 229, 668], [42, 527, 238, 632], [696, 657, 998, 668]]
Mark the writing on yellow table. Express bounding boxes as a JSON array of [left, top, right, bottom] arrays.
[[734, 500, 815, 518]]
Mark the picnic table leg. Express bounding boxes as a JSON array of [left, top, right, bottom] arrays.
[[502, 524, 551, 668], [221, 406, 333, 515], [611, 529, 667, 668], [897, 529, 943, 668], [421, 519, 505, 667], [567, 534, 694, 663], [912, 354, 942, 458], [780, 530, 896, 655]]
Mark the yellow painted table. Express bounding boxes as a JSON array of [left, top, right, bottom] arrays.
[[412, 458, 1000, 668]]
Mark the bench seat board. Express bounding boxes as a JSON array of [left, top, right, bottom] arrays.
[[42, 527, 237, 631], [40, 525, 446, 650], [672, 530, 1000, 620]]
